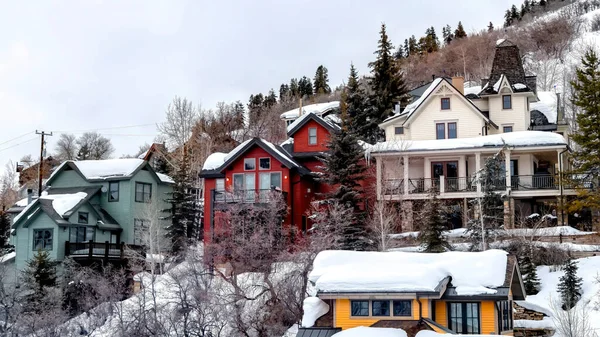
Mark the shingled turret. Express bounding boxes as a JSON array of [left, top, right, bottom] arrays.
[[481, 39, 536, 95]]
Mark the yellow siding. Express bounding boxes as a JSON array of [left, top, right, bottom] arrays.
[[334, 299, 422, 330], [420, 298, 430, 318], [434, 300, 447, 328], [481, 301, 497, 335]]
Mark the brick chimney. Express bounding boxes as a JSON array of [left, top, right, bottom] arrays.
[[452, 76, 464, 95]]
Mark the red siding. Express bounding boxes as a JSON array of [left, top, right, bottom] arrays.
[[293, 120, 331, 153]]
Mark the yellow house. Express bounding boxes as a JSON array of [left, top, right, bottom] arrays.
[[304, 249, 525, 336]]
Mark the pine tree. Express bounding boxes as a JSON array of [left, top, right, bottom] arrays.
[[520, 4, 527, 19], [539, 0, 547, 8], [510, 5, 520, 20], [298, 76, 313, 97], [0, 209, 11, 248], [279, 83, 290, 101], [313, 65, 331, 95], [488, 21, 494, 32], [569, 50, 600, 213], [165, 145, 200, 254], [442, 24, 453, 45], [22, 250, 58, 297], [394, 45, 404, 59], [346, 63, 366, 136], [419, 193, 452, 252], [248, 93, 264, 126], [289, 78, 299, 97], [403, 39, 410, 57], [467, 151, 505, 251], [504, 10, 513, 27], [557, 258, 583, 309], [263, 89, 277, 108], [232, 100, 245, 129], [408, 35, 418, 55], [454, 21, 467, 39], [520, 253, 541, 295], [319, 91, 368, 250], [360, 23, 408, 144]]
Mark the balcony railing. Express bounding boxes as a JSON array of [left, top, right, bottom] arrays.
[[213, 189, 287, 204], [65, 241, 145, 260], [382, 174, 593, 196]]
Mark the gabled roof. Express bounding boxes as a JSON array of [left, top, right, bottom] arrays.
[[381, 78, 497, 128], [46, 159, 173, 185], [287, 112, 341, 137], [199, 138, 311, 177], [279, 101, 340, 120]]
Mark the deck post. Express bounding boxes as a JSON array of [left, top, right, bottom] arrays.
[[88, 240, 93, 258], [403, 156, 409, 196], [120, 242, 125, 259], [65, 241, 70, 256], [104, 241, 110, 260]]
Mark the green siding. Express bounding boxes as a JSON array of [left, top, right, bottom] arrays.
[[49, 170, 88, 187], [15, 212, 60, 271]]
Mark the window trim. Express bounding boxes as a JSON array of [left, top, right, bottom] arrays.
[[133, 218, 149, 246], [441, 97, 451, 110], [135, 182, 152, 203], [371, 300, 391, 317], [78, 211, 89, 224], [503, 125, 513, 133], [498, 300, 513, 332], [70, 226, 94, 243], [350, 300, 369, 317], [33, 228, 53, 251], [447, 122, 457, 139], [393, 300, 412, 317], [447, 302, 481, 334], [436, 123, 446, 140], [108, 181, 119, 202], [258, 157, 271, 170], [502, 95, 512, 110], [244, 158, 256, 171], [394, 126, 404, 135], [308, 127, 318, 145]]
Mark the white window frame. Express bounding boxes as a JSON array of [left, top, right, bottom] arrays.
[[394, 126, 404, 135], [308, 127, 317, 145], [244, 158, 256, 171], [259, 157, 271, 170]]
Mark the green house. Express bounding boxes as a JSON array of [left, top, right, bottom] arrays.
[[11, 159, 174, 271]]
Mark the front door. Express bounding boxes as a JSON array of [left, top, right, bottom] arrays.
[[432, 161, 458, 191]]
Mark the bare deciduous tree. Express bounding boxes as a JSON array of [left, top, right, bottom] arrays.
[[158, 96, 199, 151], [76, 131, 115, 160], [369, 200, 399, 251], [551, 296, 598, 337], [53, 133, 78, 161]]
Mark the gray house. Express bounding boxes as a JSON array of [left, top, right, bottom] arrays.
[[11, 159, 174, 270]]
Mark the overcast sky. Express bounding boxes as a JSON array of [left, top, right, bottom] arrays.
[[0, 0, 517, 173]]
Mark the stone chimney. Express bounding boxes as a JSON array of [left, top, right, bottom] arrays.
[[452, 76, 464, 95]]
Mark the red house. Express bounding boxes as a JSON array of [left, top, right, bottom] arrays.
[[199, 112, 341, 242]]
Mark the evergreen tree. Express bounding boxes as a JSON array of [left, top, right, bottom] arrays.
[[319, 91, 368, 250], [539, 0, 547, 8], [279, 84, 290, 101], [394, 45, 404, 59], [165, 145, 201, 254], [408, 35, 418, 55], [442, 24, 453, 45], [569, 50, 600, 213], [419, 193, 452, 252], [0, 209, 10, 248], [420, 27, 440, 53], [520, 253, 541, 295], [360, 23, 408, 144], [263, 89, 277, 108], [454, 21, 467, 39], [298, 76, 313, 97], [403, 39, 410, 57], [313, 65, 331, 94], [248, 93, 264, 126], [488, 21, 494, 32], [504, 10, 513, 27], [22, 250, 58, 298], [510, 4, 520, 20], [346, 63, 367, 136], [557, 258, 583, 309], [232, 100, 245, 129], [289, 78, 299, 97], [467, 151, 505, 251]]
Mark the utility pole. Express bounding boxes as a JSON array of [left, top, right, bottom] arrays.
[[36, 130, 53, 197]]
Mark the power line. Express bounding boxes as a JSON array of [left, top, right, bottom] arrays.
[[0, 136, 38, 153], [0, 131, 35, 147]]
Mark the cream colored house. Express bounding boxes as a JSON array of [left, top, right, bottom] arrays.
[[369, 40, 587, 229]]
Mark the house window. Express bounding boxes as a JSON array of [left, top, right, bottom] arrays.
[[233, 173, 255, 201], [259, 158, 271, 170], [244, 158, 256, 171], [134, 219, 149, 245], [308, 127, 317, 145], [503, 95, 512, 109], [108, 181, 119, 202], [448, 122, 457, 139], [260, 172, 282, 190], [78, 212, 89, 224], [70, 226, 94, 243], [372, 300, 391, 316], [351, 300, 369, 317], [448, 302, 480, 334], [393, 300, 412, 317], [33, 229, 53, 250], [215, 178, 225, 201], [498, 300, 513, 331], [441, 97, 451, 110], [503, 126, 513, 133], [394, 127, 404, 135], [135, 182, 152, 202], [436, 123, 445, 139]]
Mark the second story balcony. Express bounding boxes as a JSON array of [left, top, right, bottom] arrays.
[[210, 188, 288, 206]]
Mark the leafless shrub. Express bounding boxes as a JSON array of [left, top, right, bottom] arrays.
[[550, 296, 598, 337], [591, 14, 600, 31]]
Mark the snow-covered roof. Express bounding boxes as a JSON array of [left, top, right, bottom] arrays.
[[39, 192, 87, 217], [48, 158, 146, 182], [309, 249, 508, 295], [464, 85, 482, 96], [301, 297, 330, 328], [530, 91, 558, 124], [401, 78, 443, 118], [496, 38, 506, 46], [224, 139, 253, 163], [15, 198, 28, 207], [13, 198, 40, 224], [333, 327, 407, 337], [286, 111, 340, 134], [280, 101, 340, 120], [202, 152, 227, 171], [156, 172, 174, 184], [368, 131, 567, 155]]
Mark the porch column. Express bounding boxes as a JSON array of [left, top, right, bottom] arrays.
[[376, 157, 382, 198], [424, 158, 431, 179], [475, 152, 482, 193], [403, 156, 409, 196], [557, 148, 566, 226], [458, 155, 467, 190], [504, 150, 513, 229], [505, 150, 512, 190]]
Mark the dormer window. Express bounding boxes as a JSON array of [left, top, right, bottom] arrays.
[[502, 95, 512, 110], [308, 127, 317, 145], [441, 97, 450, 110]]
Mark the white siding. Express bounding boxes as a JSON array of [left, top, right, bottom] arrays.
[[470, 98, 489, 112], [487, 94, 529, 134]]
